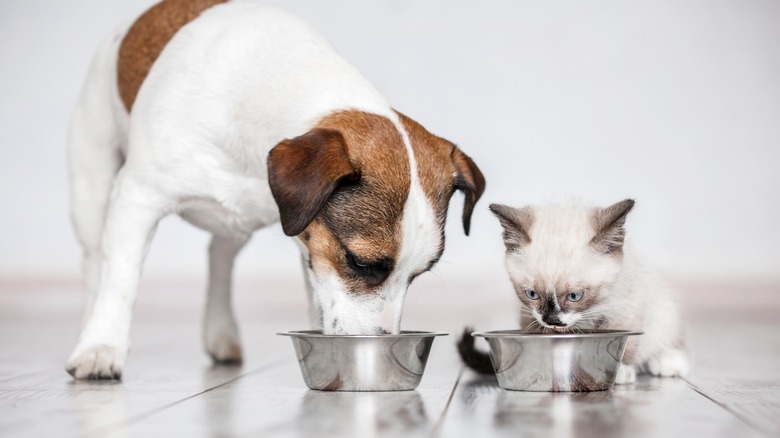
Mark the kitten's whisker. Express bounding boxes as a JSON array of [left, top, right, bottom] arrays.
[[522, 318, 540, 333], [527, 320, 544, 333], [579, 306, 615, 316]]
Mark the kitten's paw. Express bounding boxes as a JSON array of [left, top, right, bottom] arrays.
[[646, 349, 689, 378], [205, 317, 243, 365], [66, 342, 126, 380], [614, 363, 636, 385]]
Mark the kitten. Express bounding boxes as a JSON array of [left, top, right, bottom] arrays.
[[458, 199, 689, 384]]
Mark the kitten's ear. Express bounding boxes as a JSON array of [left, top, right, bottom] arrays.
[[591, 199, 635, 254], [489, 203, 534, 252]]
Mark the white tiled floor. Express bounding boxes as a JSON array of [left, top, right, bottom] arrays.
[[0, 276, 777, 437]]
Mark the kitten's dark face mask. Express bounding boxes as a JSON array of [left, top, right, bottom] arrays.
[[517, 287, 601, 332]]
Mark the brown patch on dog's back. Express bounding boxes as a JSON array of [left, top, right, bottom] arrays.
[[117, 0, 227, 112]]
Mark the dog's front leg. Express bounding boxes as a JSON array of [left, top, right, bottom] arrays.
[[203, 233, 249, 364], [66, 175, 167, 380]]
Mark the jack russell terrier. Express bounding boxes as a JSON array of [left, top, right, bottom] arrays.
[[66, 0, 485, 379]]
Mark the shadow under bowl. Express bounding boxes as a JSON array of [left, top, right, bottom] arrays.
[[472, 330, 643, 392], [278, 330, 448, 391]]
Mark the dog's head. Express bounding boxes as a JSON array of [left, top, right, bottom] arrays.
[[268, 111, 485, 334]]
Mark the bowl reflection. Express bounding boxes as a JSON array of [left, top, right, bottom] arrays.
[[297, 389, 428, 437]]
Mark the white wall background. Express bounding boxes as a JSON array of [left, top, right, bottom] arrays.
[[1, 0, 778, 283]]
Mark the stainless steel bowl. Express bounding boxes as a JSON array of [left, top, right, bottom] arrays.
[[278, 330, 448, 391], [472, 330, 643, 392]]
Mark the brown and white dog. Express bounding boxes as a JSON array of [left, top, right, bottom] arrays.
[[66, 0, 485, 379]]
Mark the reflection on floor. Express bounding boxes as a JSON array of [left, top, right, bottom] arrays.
[[0, 276, 777, 437]]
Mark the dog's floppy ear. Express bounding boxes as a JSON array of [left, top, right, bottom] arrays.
[[268, 128, 358, 236], [451, 148, 486, 235]]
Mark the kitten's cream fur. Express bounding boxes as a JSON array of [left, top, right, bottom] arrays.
[[490, 199, 689, 384]]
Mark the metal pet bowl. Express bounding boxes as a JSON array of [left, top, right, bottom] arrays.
[[278, 330, 447, 391], [472, 330, 642, 392]]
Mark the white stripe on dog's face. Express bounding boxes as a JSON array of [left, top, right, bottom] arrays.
[[294, 111, 446, 335], [365, 117, 442, 333]]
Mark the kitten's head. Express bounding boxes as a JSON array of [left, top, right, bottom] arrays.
[[490, 199, 635, 332]]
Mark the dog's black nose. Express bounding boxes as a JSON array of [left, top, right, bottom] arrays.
[[542, 314, 564, 326]]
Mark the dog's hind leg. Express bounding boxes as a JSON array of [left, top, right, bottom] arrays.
[[204, 233, 249, 364], [68, 26, 129, 330], [66, 172, 168, 380]]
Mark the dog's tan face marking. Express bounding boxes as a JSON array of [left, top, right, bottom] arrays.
[[397, 112, 486, 236], [268, 110, 485, 333], [302, 111, 411, 293], [285, 110, 486, 293], [117, 0, 228, 112], [396, 113, 455, 227]]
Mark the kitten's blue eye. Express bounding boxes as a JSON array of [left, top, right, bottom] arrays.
[[525, 289, 539, 300], [568, 291, 584, 302]]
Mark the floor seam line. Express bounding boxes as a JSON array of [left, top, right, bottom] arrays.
[[684, 378, 768, 436], [429, 366, 464, 438], [86, 355, 289, 438]]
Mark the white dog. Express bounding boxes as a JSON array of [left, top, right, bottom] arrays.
[[66, 0, 485, 379]]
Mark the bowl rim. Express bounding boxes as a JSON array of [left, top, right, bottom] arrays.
[[471, 329, 643, 339], [277, 330, 449, 338]]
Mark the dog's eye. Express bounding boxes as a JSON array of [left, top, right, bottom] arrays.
[[345, 252, 392, 285], [567, 291, 584, 302], [525, 289, 540, 300]]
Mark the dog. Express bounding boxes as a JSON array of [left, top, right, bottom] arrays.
[[66, 0, 485, 379]]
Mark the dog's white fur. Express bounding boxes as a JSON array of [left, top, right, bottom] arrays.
[[67, 4, 442, 379], [496, 200, 690, 384]]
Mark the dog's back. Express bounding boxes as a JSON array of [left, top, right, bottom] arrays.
[[117, 0, 228, 112], [66, 0, 485, 379]]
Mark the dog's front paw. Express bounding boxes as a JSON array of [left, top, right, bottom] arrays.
[[66, 343, 126, 380], [646, 349, 689, 378], [614, 363, 637, 385], [205, 318, 243, 365]]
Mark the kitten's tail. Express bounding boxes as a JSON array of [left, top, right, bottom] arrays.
[[457, 327, 495, 374]]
